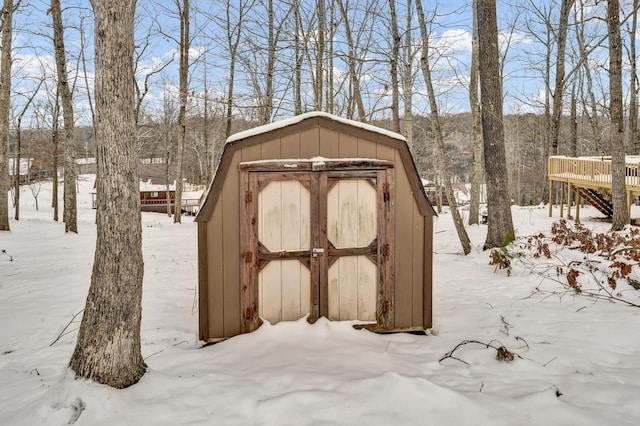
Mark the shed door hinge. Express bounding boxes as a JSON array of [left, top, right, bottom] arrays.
[[383, 183, 390, 202], [381, 300, 390, 314], [382, 244, 390, 257], [244, 251, 253, 263], [245, 190, 253, 203]]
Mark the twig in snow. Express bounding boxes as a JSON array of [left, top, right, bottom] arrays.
[[50, 309, 84, 347], [439, 339, 517, 365], [1, 249, 12, 261]]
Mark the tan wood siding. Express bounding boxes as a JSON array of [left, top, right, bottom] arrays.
[[260, 138, 281, 159], [393, 154, 414, 328], [300, 127, 320, 157], [197, 223, 209, 340], [423, 215, 433, 328], [319, 127, 339, 157], [208, 202, 224, 337], [281, 132, 301, 158], [357, 137, 378, 158], [222, 151, 241, 337], [198, 114, 434, 340], [338, 133, 358, 157], [412, 202, 425, 327]]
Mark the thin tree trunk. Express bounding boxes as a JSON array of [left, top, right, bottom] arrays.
[[315, 0, 325, 111], [468, 0, 483, 225], [336, 0, 365, 121], [52, 90, 60, 221], [70, 0, 146, 388], [388, 0, 401, 133], [13, 119, 20, 221], [476, 0, 514, 249], [609, 0, 629, 230], [550, 0, 574, 155], [570, 85, 577, 157], [401, 0, 413, 146], [294, 0, 302, 115], [174, 0, 189, 224], [629, 0, 639, 154], [0, 0, 14, 231], [416, 0, 471, 255], [51, 0, 78, 233]]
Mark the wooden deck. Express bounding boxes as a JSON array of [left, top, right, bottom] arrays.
[[548, 155, 640, 220]]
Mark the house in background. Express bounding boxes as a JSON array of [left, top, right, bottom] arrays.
[[195, 111, 436, 342], [91, 161, 204, 214], [75, 157, 96, 175], [8, 158, 34, 184]]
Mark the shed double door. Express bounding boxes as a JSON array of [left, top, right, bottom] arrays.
[[240, 165, 394, 333]]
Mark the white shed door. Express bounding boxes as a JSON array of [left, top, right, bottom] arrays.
[[241, 164, 394, 333], [257, 180, 311, 323], [327, 179, 377, 321]]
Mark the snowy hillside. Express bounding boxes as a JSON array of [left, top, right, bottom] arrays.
[[1, 176, 640, 425]]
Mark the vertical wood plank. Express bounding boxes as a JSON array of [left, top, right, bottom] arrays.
[[318, 172, 329, 318], [412, 203, 424, 327], [300, 126, 320, 158], [280, 132, 301, 158], [281, 260, 302, 320], [208, 204, 225, 338], [319, 127, 339, 158], [357, 138, 377, 159], [339, 257, 358, 319], [223, 151, 242, 337], [357, 257, 377, 321], [393, 157, 412, 328], [260, 261, 282, 323], [197, 222, 210, 340], [423, 214, 433, 329], [309, 173, 321, 322], [261, 138, 281, 160], [338, 133, 358, 158]]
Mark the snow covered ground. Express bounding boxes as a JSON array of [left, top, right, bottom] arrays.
[[2, 176, 640, 425]]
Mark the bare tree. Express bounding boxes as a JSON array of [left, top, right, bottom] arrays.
[[476, 0, 514, 249], [49, 0, 77, 233], [69, 0, 146, 388], [550, 0, 574, 155], [416, 0, 471, 255], [0, 0, 15, 231], [609, 0, 629, 231], [401, 0, 415, 146], [468, 0, 483, 225], [627, 0, 639, 154], [173, 0, 189, 224], [388, 0, 401, 133], [13, 81, 43, 221]]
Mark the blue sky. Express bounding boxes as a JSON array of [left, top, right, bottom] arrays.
[[6, 0, 637, 128]]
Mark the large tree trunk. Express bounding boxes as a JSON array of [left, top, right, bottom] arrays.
[[609, 0, 629, 231], [468, 0, 483, 226], [416, 0, 471, 255], [476, 0, 514, 249], [51, 0, 77, 233], [0, 0, 13, 231], [174, 0, 189, 224], [69, 0, 146, 389]]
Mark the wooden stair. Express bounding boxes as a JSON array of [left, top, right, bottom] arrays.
[[578, 188, 613, 218]]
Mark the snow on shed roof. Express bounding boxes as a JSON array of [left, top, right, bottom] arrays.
[[226, 111, 406, 144]]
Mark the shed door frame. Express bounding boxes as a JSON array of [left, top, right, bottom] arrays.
[[239, 159, 395, 333]]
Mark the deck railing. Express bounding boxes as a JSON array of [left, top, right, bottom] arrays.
[[548, 155, 640, 192]]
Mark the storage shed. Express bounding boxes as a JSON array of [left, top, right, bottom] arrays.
[[195, 112, 436, 341]]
